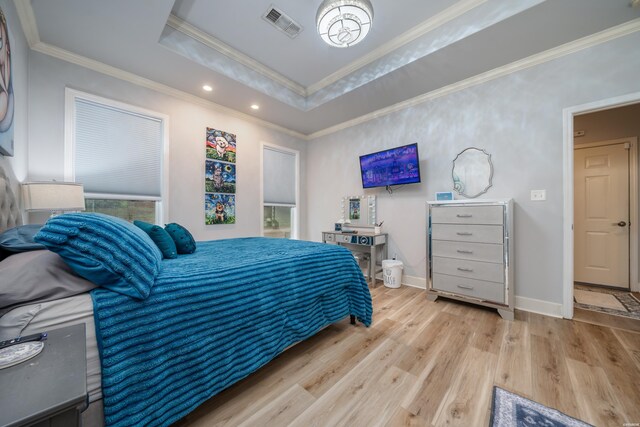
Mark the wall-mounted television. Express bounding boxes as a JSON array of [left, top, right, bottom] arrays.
[[359, 143, 421, 189]]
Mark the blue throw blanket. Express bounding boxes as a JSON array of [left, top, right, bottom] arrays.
[[91, 237, 372, 426]]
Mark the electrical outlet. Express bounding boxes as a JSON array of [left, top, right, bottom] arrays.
[[531, 190, 546, 201]]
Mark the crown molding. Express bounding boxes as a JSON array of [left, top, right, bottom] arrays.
[[308, 18, 640, 139], [13, 0, 640, 142], [30, 41, 308, 140], [166, 14, 307, 98], [13, 0, 39, 47], [306, 0, 487, 95], [167, 0, 486, 98]]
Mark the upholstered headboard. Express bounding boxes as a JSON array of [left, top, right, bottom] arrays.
[[0, 162, 23, 232]]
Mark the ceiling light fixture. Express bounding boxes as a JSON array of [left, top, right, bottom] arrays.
[[202, 85, 213, 92], [316, 0, 373, 48], [251, 104, 260, 110]]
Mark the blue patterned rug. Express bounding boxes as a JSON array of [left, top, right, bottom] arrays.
[[490, 387, 592, 426]]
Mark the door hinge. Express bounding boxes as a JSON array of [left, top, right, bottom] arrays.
[[624, 142, 631, 150]]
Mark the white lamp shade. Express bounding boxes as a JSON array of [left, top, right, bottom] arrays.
[[22, 182, 86, 212]]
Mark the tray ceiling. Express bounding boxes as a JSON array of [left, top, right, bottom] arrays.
[[28, 0, 640, 136]]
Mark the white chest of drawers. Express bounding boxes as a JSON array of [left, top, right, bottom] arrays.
[[427, 199, 514, 320]]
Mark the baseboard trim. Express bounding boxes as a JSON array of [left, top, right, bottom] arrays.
[[402, 275, 428, 290], [377, 274, 564, 318], [515, 296, 563, 318]]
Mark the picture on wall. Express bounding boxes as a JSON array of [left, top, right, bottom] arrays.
[[205, 193, 236, 225], [0, 7, 15, 157], [206, 128, 236, 163], [349, 198, 361, 220], [205, 127, 237, 225], [205, 160, 236, 194]]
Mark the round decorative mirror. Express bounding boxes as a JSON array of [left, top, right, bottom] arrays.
[[452, 147, 493, 198]]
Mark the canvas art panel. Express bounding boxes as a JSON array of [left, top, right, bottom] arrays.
[[205, 160, 236, 194], [205, 127, 237, 225], [0, 7, 15, 157], [205, 193, 236, 225], [206, 128, 236, 163]]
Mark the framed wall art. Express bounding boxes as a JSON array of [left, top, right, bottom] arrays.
[[205, 128, 236, 224]]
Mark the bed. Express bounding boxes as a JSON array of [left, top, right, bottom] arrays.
[[0, 164, 373, 427]]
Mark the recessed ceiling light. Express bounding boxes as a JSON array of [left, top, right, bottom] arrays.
[[251, 104, 260, 110], [202, 85, 213, 92]]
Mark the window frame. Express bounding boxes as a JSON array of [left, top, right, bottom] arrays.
[[64, 88, 170, 224], [260, 142, 300, 239]]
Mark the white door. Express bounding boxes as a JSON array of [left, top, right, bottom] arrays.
[[574, 143, 630, 288]]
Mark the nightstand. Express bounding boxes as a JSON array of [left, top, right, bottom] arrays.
[[0, 324, 88, 427]]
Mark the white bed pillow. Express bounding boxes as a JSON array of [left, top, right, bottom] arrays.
[[0, 250, 97, 316]]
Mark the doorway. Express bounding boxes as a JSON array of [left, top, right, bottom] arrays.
[[562, 92, 640, 319], [574, 138, 635, 289]]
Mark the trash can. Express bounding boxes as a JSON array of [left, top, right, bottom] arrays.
[[382, 260, 403, 288]]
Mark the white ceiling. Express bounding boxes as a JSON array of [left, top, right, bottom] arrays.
[[171, 0, 459, 87], [28, 0, 640, 136]]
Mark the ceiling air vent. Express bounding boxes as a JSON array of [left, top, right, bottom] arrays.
[[262, 5, 303, 39]]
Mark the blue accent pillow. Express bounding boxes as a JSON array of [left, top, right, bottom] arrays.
[[164, 223, 196, 254], [0, 224, 46, 253], [133, 220, 177, 259], [34, 213, 163, 300]]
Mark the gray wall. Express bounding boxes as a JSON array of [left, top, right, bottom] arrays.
[[306, 32, 640, 305], [0, 0, 29, 185], [27, 52, 307, 241]]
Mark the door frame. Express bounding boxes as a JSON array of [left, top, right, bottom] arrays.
[[562, 91, 640, 319], [573, 137, 638, 291]]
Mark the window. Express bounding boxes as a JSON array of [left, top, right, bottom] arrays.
[[65, 89, 168, 223], [262, 144, 299, 239]]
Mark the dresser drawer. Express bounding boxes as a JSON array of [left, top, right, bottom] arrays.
[[432, 273, 505, 303], [431, 224, 503, 244], [432, 240, 503, 264], [431, 205, 504, 225], [432, 256, 504, 283]]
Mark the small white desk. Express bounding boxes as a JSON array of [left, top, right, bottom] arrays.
[[322, 231, 388, 287]]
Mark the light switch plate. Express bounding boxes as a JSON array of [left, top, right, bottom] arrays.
[[531, 190, 546, 201]]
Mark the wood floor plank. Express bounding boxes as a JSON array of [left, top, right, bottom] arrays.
[[400, 317, 474, 424], [177, 286, 640, 427], [574, 307, 640, 332], [237, 384, 316, 427], [381, 407, 429, 427], [432, 347, 497, 427], [301, 318, 395, 398], [579, 322, 640, 422], [338, 366, 416, 427], [559, 319, 601, 366], [288, 338, 409, 427], [494, 318, 532, 396], [530, 334, 580, 418], [566, 359, 627, 426], [468, 307, 507, 355]]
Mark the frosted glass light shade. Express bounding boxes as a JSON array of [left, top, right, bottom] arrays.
[[316, 0, 373, 48], [22, 182, 86, 212]]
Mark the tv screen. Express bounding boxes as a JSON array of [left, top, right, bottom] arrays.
[[360, 143, 421, 189]]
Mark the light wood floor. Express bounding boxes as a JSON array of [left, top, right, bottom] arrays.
[[175, 286, 640, 427]]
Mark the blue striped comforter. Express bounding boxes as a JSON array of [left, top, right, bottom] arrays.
[[91, 237, 372, 426]]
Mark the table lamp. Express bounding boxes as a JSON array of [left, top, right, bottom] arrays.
[[22, 182, 85, 216]]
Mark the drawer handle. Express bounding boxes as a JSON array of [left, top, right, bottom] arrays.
[[457, 267, 474, 272], [456, 214, 473, 218], [457, 285, 474, 290], [456, 232, 473, 236], [457, 250, 473, 254]]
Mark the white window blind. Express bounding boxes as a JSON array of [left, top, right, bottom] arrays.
[[263, 147, 296, 205], [74, 98, 163, 198]]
